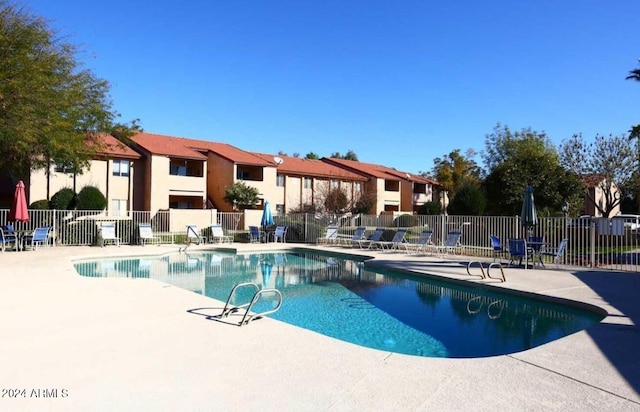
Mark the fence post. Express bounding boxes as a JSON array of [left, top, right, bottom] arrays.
[[52, 209, 57, 247]]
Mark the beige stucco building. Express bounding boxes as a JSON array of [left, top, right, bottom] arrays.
[[27, 134, 140, 214]]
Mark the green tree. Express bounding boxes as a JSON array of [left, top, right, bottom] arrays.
[[0, 2, 130, 181], [223, 182, 260, 209], [447, 182, 486, 215], [418, 201, 441, 215], [305, 152, 319, 160], [559, 133, 636, 217], [431, 149, 483, 195], [330, 150, 358, 161], [482, 124, 580, 216]]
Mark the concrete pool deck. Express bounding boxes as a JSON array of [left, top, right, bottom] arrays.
[[1, 243, 639, 411]]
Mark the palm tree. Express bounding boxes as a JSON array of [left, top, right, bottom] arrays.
[[626, 59, 640, 82], [626, 60, 640, 140]]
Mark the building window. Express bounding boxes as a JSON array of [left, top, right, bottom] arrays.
[[277, 174, 285, 187], [169, 159, 203, 177], [304, 177, 312, 189], [354, 182, 361, 193], [111, 199, 127, 216], [331, 180, 339, 189], [276, 204, 285, 214], [112, 160, 130, 177]]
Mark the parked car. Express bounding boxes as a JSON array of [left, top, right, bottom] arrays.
[[612, 214, 640, 232]]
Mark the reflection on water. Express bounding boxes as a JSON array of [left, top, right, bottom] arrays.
[[74, 251, 604, 358]]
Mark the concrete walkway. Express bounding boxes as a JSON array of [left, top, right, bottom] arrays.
[[1, 244, 639, 411]]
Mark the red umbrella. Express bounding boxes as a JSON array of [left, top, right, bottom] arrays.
[[8, 180, 29, 222]]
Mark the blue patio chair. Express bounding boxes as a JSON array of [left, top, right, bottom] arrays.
[[271, 226, 288, 243], [0, 225, 18, 252], [490, 235, 507, 261], [507, 238, 532, 268], [249, 226, 263, 243], [540, 239, 568, 268], [23, 226, 51, 250]]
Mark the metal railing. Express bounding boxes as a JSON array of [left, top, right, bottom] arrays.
[[2, 209, 639, 272]]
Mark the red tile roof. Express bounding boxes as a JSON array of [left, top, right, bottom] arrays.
[[183, 140, 273, 166], [130, 132, 272, 165], [130, 132, 208, 160], [93, 134, 141, 159], [251, 153, 367, 181], [321, 157, 439, 185]]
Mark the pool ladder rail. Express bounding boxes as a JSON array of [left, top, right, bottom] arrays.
[[219, 282, 283, 327], [466, 261, 506, 282]]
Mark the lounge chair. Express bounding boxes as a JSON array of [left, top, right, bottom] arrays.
[[317, 225, 339, 245], [361, 227, 385, 249], [370, 228, 408, 252], [249, 226, 263, 243], [540, 239, 567, 268], [434, 230, 463, 255], [139, 223, 160, 246], [406, 229, 434, 255], [101, 222, 120, 247], [341, 226, 366, 247], [507, 238, 532, 268], [22, 226, 51, 250], [209, 224, 233, 243], [0, 225, 18, 252]]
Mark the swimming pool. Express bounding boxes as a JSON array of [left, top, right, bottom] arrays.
[[74, 250, 604, 358]]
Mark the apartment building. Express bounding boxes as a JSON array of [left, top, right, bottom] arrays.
[[321, 157, 440, 214], [27, 133, 140, 214], [250, 153, 367, 214]]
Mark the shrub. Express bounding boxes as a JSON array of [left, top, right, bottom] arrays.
[[76, 186, 106, 210], [418, 201, 441, 215], [50, 188, 75, 210], [29, 199, 50, 210], [394, 214, 418, 227]]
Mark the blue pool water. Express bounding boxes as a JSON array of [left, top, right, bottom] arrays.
[[74, 250, 604, 358]]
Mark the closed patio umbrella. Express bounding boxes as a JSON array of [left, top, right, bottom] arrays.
[[520, 185, 537, 235], [8, 180, 29, 223], [261, 201, 274, 227]]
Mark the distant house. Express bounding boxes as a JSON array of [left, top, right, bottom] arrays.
[[582, 174, 621, 217], [27, 133, 140, 214], [320, 157, 442, 214]]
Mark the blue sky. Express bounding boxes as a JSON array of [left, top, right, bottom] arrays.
[[22, 0, 640, 175]]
